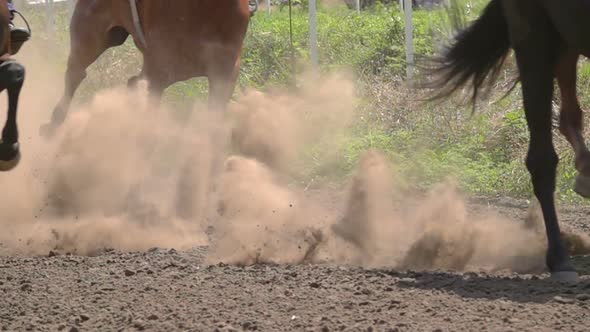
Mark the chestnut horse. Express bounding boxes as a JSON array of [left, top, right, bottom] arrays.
[[40, 0, 253, 137], [425, 0, 590, 281], [0, 0, 25, 171]]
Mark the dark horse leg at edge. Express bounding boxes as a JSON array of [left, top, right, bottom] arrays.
[[425, 0, 590, 282], [0, 0, 25, 172]]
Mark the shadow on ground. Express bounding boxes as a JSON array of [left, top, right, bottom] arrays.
[[371, 255, 590, 304]]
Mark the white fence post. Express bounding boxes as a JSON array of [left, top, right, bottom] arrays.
[[309, 0, 318, 69], [403, 0, 414, 80], [46, 0, 54, 40], [266, 0, 271, 15], [356, 0, 360, 13]]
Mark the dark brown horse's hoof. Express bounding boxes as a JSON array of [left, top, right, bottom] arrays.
[[574, 174, 590, 198], [550, 271, 579, 283], [0, 141, 20, 171]]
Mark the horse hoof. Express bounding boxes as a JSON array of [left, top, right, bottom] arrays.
[[550, 271, 579, 283], [0, 141, 21, 171], [39, 123, 57, 139]]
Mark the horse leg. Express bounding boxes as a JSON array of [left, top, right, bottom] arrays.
[[207, 58, 239, 167], [128, 56, 146, 90], [127, 71, 144, 89], [208, 58, 240, 113], [514, 28, 577, 281], [555, 52, 590, 197], [0, 61, 25, 171], [139, 58, 172, 105], [174, 60, 239, 221], [40, 24, 127, 138], [40, 51, 103, 138], [208, 59, 240, 168]]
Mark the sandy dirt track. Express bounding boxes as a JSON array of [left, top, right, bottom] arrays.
[[1, 195, 590, 332]]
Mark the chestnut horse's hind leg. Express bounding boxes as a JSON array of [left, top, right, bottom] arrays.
[[514, 19, 577, 281], [40, 19, 128, 138], [174, 59, 240, 222], [207, 58, 241, 113], [128, 56, 173, 106], [0, 60, 25, 171], [555, 51, 590, 197], [127, 71, 144, 89]]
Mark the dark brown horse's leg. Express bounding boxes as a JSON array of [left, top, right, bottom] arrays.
[[514, 21, 577, 281], [555, 51, 590, 197], [0, 60, 25, 171]]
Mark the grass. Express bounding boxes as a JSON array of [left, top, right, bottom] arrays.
[[15, 1, 590, 204]]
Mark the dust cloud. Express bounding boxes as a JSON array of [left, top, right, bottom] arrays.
[[0, 80, 212, 256], [328, 150, 548, 273], [230, 72, 356, 174], [0, 39, 214, 255], [205, 155, 324, 265], [0, 39, 585, 274]]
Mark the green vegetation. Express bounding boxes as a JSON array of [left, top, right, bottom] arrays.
[[17, 1, 590, 203]]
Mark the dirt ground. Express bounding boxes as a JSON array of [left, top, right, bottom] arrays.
[[1, 192, 590, 332]]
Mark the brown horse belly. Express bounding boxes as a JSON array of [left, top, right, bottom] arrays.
[[145, 36, 245, 81], [139, 0, 250, 82]]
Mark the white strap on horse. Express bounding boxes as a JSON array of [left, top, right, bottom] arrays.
[[129, 0, 148, 48]]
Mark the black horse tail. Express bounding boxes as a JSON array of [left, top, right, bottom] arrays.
[[422, 0, 512, 107]]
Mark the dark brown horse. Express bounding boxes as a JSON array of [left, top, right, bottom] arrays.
[[425, 0, 590, 281], [40, 0, 253, 137], [0, 0, 25, 171]]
